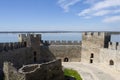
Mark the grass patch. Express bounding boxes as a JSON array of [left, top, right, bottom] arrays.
[[64, 68, 82, 80]]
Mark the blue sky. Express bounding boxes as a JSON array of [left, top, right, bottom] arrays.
[[0, 0, 120, 31]]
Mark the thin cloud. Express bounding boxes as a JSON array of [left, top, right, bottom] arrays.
[[83, 0, 100, 5], [57, 0, 120, 23], [92, 9, 120, 16], [93, 10, 111, 16], [58, 0, 80, 12], [78, 0, 120, 16], [78, 0, 120, 23], [103, 16, 120, 23], [114, 9, 120, 13]]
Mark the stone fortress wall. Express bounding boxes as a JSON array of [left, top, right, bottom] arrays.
[[1, 32, 120, 80], [41, 40, 81, 62], [100, 41, 120, 71], [48, 44, 81, 62], [18, 32, 120, 72]]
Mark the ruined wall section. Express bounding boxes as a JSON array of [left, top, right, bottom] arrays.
[[3, 59, 64, 80], [24, 59, 64, 80], [81, 32, 111, 63], [3, 62, 25, 80]]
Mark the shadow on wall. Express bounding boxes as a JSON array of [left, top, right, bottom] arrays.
[[0, 69, 4, 80], [39, 40, 56, 63], [41, 40, 50, 46], [0, 41, 56, 80]]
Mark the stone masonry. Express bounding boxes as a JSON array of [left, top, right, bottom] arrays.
[[1, 34, 64, 80], [3, 59, 64, 80], [0, 32, 120, 80]]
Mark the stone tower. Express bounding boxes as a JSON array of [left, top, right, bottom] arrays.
[[18, 34, 27, 42], [18, 34, 41, 47], [81, 32, 111, 63], [18, 34, 42, 63]]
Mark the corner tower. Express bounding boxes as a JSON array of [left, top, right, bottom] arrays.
[[18, 34, 41, 47], [26, 34, 41, 47], [81, 32, 111, 63], [18, 34, 42, 63]]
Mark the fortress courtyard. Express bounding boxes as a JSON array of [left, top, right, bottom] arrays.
[[62, 62, 120, 80]]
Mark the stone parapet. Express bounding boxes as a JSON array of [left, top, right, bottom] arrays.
[[42, 40, 81, 45]]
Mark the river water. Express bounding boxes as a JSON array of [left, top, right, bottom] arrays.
[[0, 33, 119, 42]]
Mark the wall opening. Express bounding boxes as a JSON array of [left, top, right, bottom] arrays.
[[90, 53, 94, 58], [19, 34, 20, 37], [90, 59, 93, 63], [85, 32, 87, 35], [91, 32, 93, 36], [64, 57, 69, 62], [109, 60, 114, 65], [24, 42, 27, 47], [33, 51, 37, 63]]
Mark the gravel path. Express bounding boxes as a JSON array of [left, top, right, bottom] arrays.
[[62, 62, 120, 80]]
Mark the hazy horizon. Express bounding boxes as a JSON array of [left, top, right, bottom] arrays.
[[0, 33, 120, 42]]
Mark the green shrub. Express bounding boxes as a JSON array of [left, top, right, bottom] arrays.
[[64, 68, 82, 80]]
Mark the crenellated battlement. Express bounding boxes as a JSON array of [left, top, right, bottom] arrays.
[[18, 34, 41, 42], [28, 34, 41, 38], [83, 32, 104, 36], [42, 40, 81, 45], [19, 34, 41, 38], [108, 42, 120, 50], [0, 42, 26, 52]]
